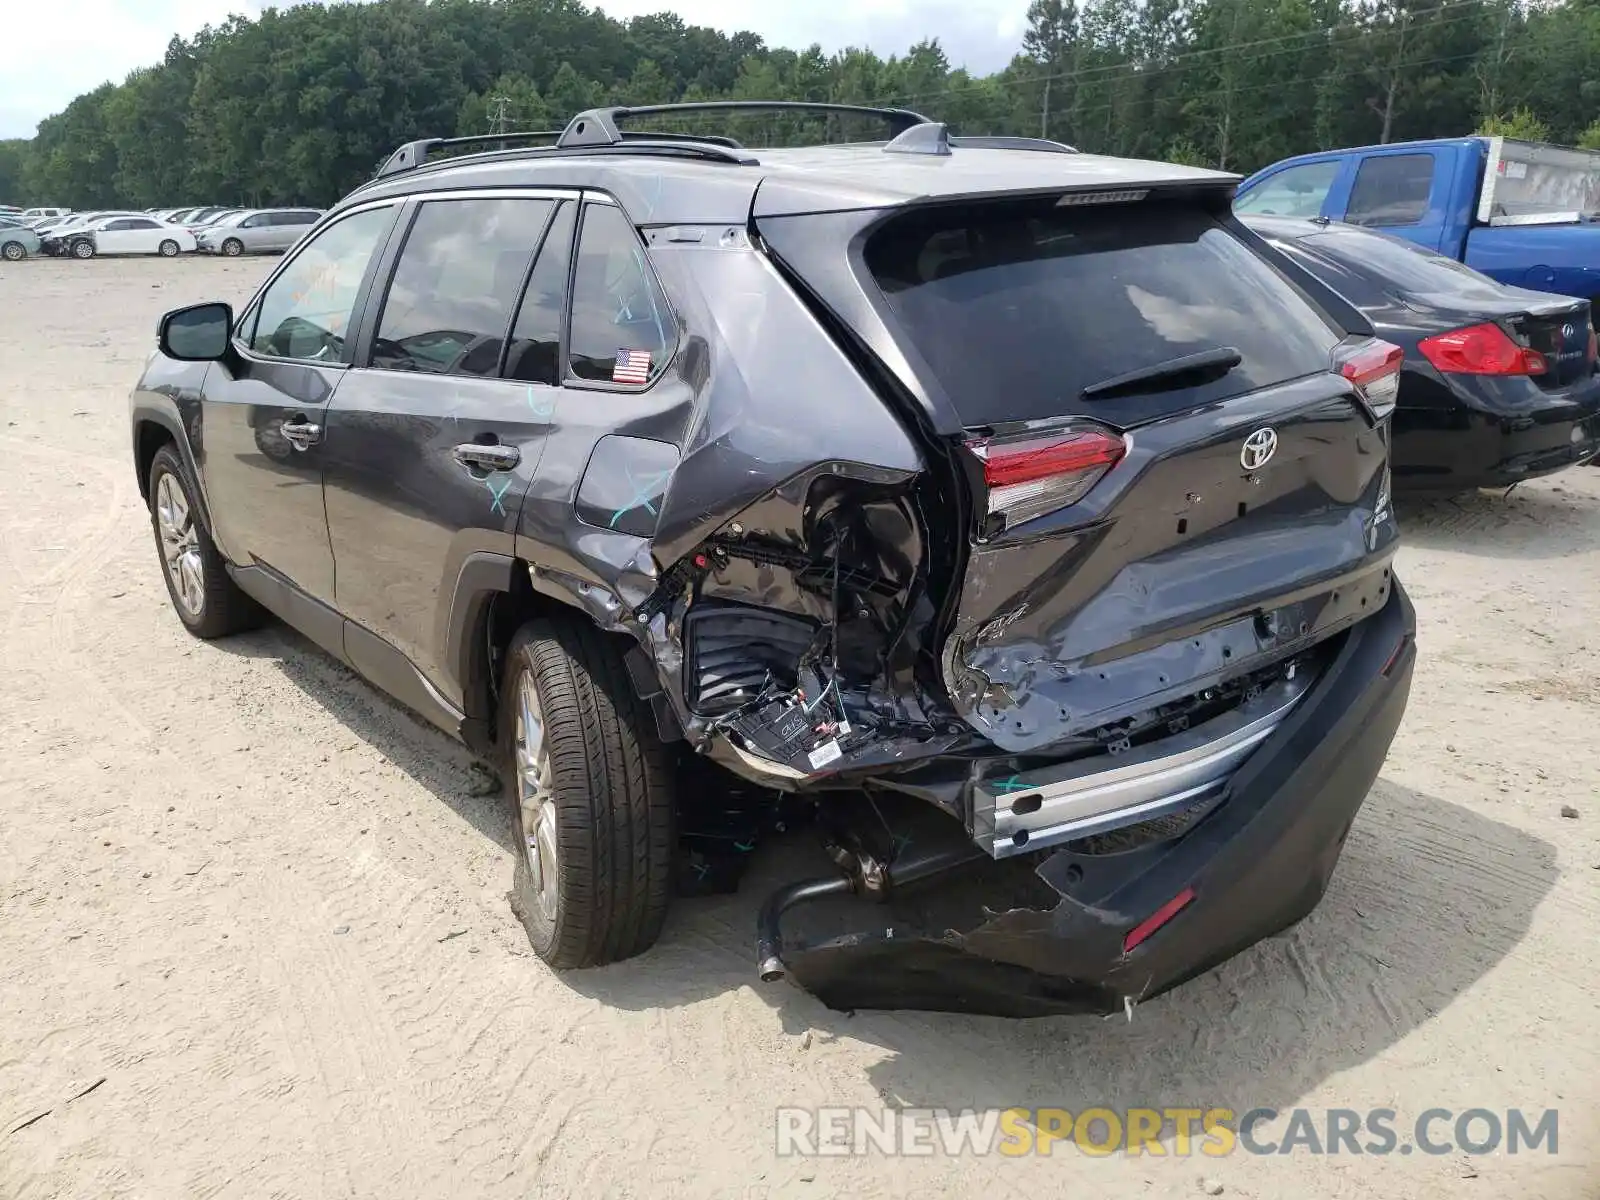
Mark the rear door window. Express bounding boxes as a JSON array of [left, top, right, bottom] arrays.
[[371, 196, 554, 378], [505, 202, 575, 386], [863, 199, 1341, 426], [1345, 154, 1435, 226], [1235, 160, 1340, 217], [567, 202, 674, 386]]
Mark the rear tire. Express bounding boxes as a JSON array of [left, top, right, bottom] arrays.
[[221, 238, 243, 257], [501, 618, 675, 968], [147, 444, 263, 639], [1, 241, 24, 261], [158, 239, 179, 257]]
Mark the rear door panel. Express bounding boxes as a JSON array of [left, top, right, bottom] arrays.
[[321, 191, 569, 701]]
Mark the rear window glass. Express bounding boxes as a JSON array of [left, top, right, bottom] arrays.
[[1300, 226, 1509, 300], [1346, 154, 1434, 226], [863, 200, 1341, 426]]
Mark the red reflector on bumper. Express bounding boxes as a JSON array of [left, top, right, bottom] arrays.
[[1123, 886, 1196, 953]]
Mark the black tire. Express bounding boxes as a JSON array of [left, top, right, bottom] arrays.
[[71, 239, 94, 259], [501, 618, 675, 968], [146, 444, 263, 639], [221, 238, 243, 257], [1, 241, 24, 261], [158, 239, 179, 257]]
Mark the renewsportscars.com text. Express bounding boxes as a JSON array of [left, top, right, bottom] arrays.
[[775, 1106, 1559, 1158]]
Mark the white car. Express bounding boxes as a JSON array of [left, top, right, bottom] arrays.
[[21, 206, 70, 221], [70, 215, 198, 259]]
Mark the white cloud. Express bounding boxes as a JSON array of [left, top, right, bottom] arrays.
[[2, 0, 1030, 139], [3, 0, 264, 137]]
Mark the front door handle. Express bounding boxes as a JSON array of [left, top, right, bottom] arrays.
[[281, 420, 322, 450], [453, 443, 521, 472]]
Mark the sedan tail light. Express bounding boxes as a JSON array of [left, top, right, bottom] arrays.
[[1336, 339, 1404, 419], [965, 427, 1125, 532], [1418, 322, 1547, 376]]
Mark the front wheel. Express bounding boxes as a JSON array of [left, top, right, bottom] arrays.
[[502, 618, 675, 968], [220, 238, 243, 257], [158, 239, 179, 257], [70, 240, 94, 259], [1, 241, 24, 261], [147, 445, 262, 638]]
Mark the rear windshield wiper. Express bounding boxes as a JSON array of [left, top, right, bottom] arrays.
[[1080, 347, 1243, 401]]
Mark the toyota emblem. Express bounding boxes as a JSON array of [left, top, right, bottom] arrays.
[[1241, 427, 1279, 471], [1562, 323, 1577, 340]]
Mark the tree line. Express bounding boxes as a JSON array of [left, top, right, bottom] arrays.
[[4, 0, 1600, 210]]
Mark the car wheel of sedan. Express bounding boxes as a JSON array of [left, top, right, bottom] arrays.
[[146, 444, 263, 639], [71, 240, 94, 259], [220, 238, 243, 257], [158, 239, 180, 257], [1, 241, 24, 261], [501, 617, 675, 969]]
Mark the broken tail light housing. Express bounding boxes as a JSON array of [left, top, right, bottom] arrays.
[[1336, 339, 1405, 420], [965, 426, 1125, 532], [1417, 322, 1547, 377]]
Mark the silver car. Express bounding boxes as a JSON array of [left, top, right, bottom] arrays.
[[0, 218, 41, 260], [195, 208, 323, 256]]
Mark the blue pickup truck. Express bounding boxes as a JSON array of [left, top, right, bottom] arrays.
[[1236, 136, 1600, 313]]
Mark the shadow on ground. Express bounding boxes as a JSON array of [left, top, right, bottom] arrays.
[[573, 781, 1555, 1117], [216, 620, 1555, 1118], [1397, 474, 1599, 560], [219, 624, 519, 856]]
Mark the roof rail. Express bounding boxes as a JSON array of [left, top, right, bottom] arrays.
[[372, 129, 759, 180], [555, 101, 933, 149], [949, 135, 1079, 154]]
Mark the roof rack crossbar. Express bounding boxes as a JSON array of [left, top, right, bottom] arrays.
[[556, 101, 933, 150], [377, 130, 565, 178]]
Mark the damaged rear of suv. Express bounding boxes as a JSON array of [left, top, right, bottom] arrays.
[[132, 103, 1415, 1017]]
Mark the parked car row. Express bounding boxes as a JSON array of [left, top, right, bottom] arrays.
[[0, 205, 323, 260], [1238, 133, 1600, 491]]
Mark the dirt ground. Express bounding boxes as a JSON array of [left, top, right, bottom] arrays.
[[0, 253, 1596, 1200]]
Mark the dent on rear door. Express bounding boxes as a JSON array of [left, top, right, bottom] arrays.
[[515, 213, 946, 779]]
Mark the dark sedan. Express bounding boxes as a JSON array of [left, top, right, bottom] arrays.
[[1245, 215, 1600, 491]]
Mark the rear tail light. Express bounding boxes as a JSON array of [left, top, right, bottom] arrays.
[[1337, 339, 1405, 420], [965, 427, 1124, 531], [1417, 322, 1546, 377], [1587, 326, 1597, 366]]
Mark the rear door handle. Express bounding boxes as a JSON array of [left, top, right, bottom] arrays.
[[453, 443, 521, 472], [281, 420, 322, 450]]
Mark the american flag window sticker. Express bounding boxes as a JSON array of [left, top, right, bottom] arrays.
[[612, 348, 652, 384]]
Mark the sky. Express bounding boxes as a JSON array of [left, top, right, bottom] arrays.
[[0, 0, 1033, 139]]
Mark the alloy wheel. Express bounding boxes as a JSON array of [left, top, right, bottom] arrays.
[[1, 242, 22, 261], [514, 674, 559, 922], [155, 472, 204, 617]]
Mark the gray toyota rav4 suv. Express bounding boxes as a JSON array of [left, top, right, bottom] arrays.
[[130, 102, 1414, 1015]]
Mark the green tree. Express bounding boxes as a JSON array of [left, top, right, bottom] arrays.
[[1478, 107, 1551, 141]]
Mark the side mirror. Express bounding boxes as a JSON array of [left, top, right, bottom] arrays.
[[159, 302, 233, 362]]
